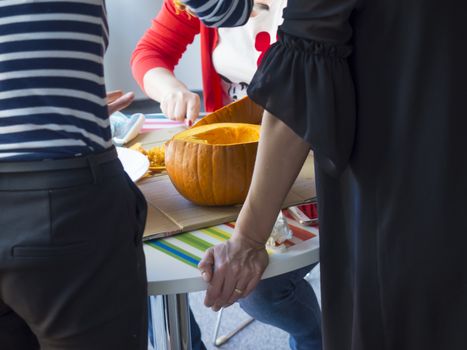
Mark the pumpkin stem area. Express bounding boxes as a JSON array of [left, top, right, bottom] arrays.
[[173, 123, 260, 145]]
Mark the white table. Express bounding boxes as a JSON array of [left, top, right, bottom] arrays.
[[144, 221, 320, 350]]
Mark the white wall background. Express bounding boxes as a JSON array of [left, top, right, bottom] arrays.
[[104, 0, 203, 100]]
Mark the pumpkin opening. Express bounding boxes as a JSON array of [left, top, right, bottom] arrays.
[[173, 123, 260, 145], [165, 99, 263, 206]]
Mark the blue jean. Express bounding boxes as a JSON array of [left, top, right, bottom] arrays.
[[190, 309, 206, 350], [239, 263, 322, 350]]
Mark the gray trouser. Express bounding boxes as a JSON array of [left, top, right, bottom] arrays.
[[0, 148, 148, 350]]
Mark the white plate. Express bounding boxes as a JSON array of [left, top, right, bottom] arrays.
[[116, 146, 149, 182]]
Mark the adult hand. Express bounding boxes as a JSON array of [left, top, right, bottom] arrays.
[[198, 235, 269, 311], [160, 89, 200, 126], [107, 90, 135, 115]]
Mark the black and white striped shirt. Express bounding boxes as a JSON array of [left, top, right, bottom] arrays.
[[183, 0, 253, 27], [0, 0, 111, 161]]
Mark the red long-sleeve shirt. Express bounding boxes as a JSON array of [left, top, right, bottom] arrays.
[[131, 0, 224, 112]]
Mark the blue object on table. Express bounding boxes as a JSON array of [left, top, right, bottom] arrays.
[[110, 111, 145, 146]]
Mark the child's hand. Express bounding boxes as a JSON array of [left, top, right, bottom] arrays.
[[160, 88, 200, 126], [107, 90, 135, 115]]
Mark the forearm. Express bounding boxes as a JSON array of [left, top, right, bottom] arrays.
[[143, 67, 189, 103], [199, 111, 306, 308], [234, 111, 311, 246]]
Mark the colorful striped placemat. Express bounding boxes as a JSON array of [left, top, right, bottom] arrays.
[[145, 219, 318, 269]]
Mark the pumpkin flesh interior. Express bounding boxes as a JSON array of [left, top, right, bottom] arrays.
[[173, 123, 260, 145]]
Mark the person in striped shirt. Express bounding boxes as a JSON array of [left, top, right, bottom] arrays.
[[0, 1, 147, 349]]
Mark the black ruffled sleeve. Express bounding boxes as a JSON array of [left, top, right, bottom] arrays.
[[247, 0, 357, 177]]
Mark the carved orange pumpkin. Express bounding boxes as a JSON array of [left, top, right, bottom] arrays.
[[165, 97, 263, 206]]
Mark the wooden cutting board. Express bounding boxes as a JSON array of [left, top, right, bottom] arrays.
[[138, 152, 316, 241]]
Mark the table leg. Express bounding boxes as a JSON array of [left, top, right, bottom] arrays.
[[162, 293, 192, 350]]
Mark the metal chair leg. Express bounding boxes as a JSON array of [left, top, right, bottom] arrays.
[[212, 307, 255, 347], [212, 308, 224, 345]]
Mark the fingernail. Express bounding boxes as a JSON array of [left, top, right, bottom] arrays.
[[201, 271, 208, 282], [186, 119, 193, 127]]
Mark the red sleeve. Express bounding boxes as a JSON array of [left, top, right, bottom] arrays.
[[130, 0, 201, 93]]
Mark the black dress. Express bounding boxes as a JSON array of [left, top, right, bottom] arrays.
[[248, 0, 467, 349]]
